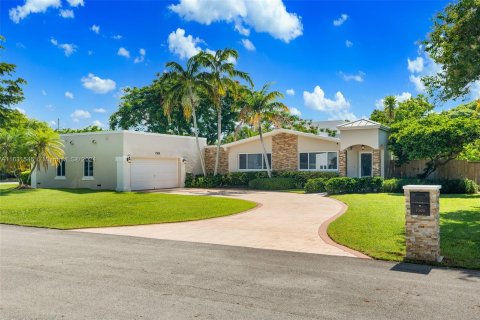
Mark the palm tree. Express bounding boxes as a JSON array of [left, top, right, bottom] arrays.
[[197, 49, 252, 175], [237, 83, 289, 178], [383, 96, 397, 124], [26, 128, 64, 186], [162, 55, 207, 176]]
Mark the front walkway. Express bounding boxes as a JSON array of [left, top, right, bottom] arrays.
[[76, 189, 358, 257]]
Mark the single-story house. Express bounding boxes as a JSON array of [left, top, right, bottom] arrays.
[[33, 119, 389, 191]]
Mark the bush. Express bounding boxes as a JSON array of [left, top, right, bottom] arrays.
[[20, 170, 31, 185], [381, 178, 478, 194], [325, 177, 384, 194], [304, 178, 328, 193], [248, 177, 296, 190]]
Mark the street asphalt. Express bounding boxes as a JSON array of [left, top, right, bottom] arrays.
[[1, 224, 479, 320]]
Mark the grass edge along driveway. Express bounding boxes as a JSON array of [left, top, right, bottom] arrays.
[[328, 193, 480, 270], [0, 185, 257, 229]]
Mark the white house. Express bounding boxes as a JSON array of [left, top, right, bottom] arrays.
[[33, 119, 389, 191]]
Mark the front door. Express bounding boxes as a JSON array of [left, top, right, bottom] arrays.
[[360, 153, 372, 177]]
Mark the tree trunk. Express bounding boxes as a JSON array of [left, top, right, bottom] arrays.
[[259, 126, 272, 178], [191, 104, 206, 176], [26, 160, 37, 187], [214, 104, 222, 176]]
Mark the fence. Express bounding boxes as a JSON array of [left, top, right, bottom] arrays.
[[388, 159, 480, 184]]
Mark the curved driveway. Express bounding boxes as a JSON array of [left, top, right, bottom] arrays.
[[76, 189, 358, 257]]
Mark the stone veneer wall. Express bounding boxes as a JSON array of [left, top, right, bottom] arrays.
[[204, 146, 229, 174], [404, 188, 441, 262], [372, 149, 381, 177], [272, 133, 298, 171], [339, 150, 347, 177]]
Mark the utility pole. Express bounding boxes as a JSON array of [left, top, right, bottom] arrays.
[[57, 118, 60, 131]]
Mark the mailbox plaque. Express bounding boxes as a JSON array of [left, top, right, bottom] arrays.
[[410, 192, 430, 216]]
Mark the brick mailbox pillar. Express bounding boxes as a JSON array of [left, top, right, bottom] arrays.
[[403, 185, 442, 262]]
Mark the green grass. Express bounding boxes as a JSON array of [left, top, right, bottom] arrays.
[[0, 184, 257, 229], [329, 193, 480, 269]]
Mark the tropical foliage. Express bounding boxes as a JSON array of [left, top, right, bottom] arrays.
[[0, 36, 26, 109]]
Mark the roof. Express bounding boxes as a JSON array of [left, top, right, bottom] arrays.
[[310, 120, 348, 131], [59, 130, 206, 141], [336, 119, 389, 131], [220, 128, 340, 149]]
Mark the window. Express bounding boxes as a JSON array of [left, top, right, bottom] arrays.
[[83, 158, 94, 177], [239, 153, 272, 170], [299, 152, 338, 171], [56, 160, 66, 177]]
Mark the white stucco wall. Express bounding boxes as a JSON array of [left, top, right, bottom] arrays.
[[227, 136, 273, 172], [297, 136, 340, 153], [340, 128, 382, 150]]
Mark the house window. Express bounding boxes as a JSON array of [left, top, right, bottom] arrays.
[[239, 153, 272, 170], [83, 158, 94, 177], [299, 152, 338, 171], [56, 159, 66, 177]]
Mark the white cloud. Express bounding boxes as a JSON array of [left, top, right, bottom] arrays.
[[93, 108, 107, 113], [134, 48, 146, 63], [112, 34, 123, 40], [169, 0, 303, 43], [303, 85, 356, 120], [340, 71, 365, 83], [407, 57, 424, 73], [71, 109, 91, 122], [90, 24, 100, 34], [81, 73, 116, 94], [345, 40, 353, 48], [46, 104, 54, 111], [65, 91, 74, 99], [289, 107, 301, 116], [87, 50, 93, 55], [15, 107, 26, 114], [66, 0, 84, 7], [50, 120, 57, 126], [333, 13, 348, 26], [42, 89, 47, 96], [409, 74, 425, 92], [469, 81, 480, 100], [9, 0, 61, 23], [241, 38, 255, 51], [59, 9, 74, 18], [92, 120, 104, 127], [286, 89, 295, 96], [168, 28, 202, 59], [117, 47, 130, 58], [50, 38, 76, 56], [375, 92, 412, 108]]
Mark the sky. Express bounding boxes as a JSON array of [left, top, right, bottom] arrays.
[[2, 0, 477, 130]]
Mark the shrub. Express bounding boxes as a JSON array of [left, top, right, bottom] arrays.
[[325, 177, 357, 194], [304, 178, 328, 193], [248, 177, 296, 190], [273, 171, 338, 188], [20, 170, 31, 185], [381, 178, 478, 194]]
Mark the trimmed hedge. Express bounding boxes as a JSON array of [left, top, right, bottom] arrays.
[[248, 177, 296, 190], [382, 178, 478, 194], [324, 177, 383, 194], [20, 170, 31, 185], [304, 178, 328, 193], [185, 171, 338, 189]]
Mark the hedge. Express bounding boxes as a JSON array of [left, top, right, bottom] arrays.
[[323, 177, 383, 194], [382, 178, 478, 194], [304, 178, 328, 193], [248, 177, 297, 190], [185, 171, 338, 188]]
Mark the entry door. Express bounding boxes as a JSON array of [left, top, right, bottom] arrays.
[[360, 153, 373, 177]]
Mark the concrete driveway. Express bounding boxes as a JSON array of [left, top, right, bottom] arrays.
[[76, 189, 362, 257]]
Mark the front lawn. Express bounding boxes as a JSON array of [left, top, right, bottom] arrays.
[[328, 193, 480, 269], [0, 184, 256, 229]]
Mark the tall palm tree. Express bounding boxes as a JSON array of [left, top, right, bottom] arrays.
[[383, 95, 397, 124], [197, 49, 252, 175], [237, 83, 289, 178], [162, 55, 207, 176], [26, 128, 64, 186]]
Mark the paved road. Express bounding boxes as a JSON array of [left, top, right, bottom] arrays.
[[1, 225, 479, 320], [77, 188, 359, 257]]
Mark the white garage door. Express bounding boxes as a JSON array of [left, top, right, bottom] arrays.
[[130, 159, 178, 190]]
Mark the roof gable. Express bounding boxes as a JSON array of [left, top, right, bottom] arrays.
[[337, 119, 389, 131]]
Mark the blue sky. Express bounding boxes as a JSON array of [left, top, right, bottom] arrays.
[[3, 0, 467, 130]]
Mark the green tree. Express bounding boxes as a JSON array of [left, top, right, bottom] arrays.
[[162, 56, 208, 176], [0, 127, 29, 185], [383, 96, 397, 124], [197, 49, 252, 175], [0, 36, 26, 109], [422, 0, 480, 101], [237, 84, 288, 178], [57, 125, 103, 134]]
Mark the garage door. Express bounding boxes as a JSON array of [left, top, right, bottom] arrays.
[[130, 159, 179, 190]]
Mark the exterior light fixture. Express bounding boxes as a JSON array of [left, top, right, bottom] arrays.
[[126, 154, 132, 163], [361, 145, 365, 150], [182, 158, 187, 164]]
